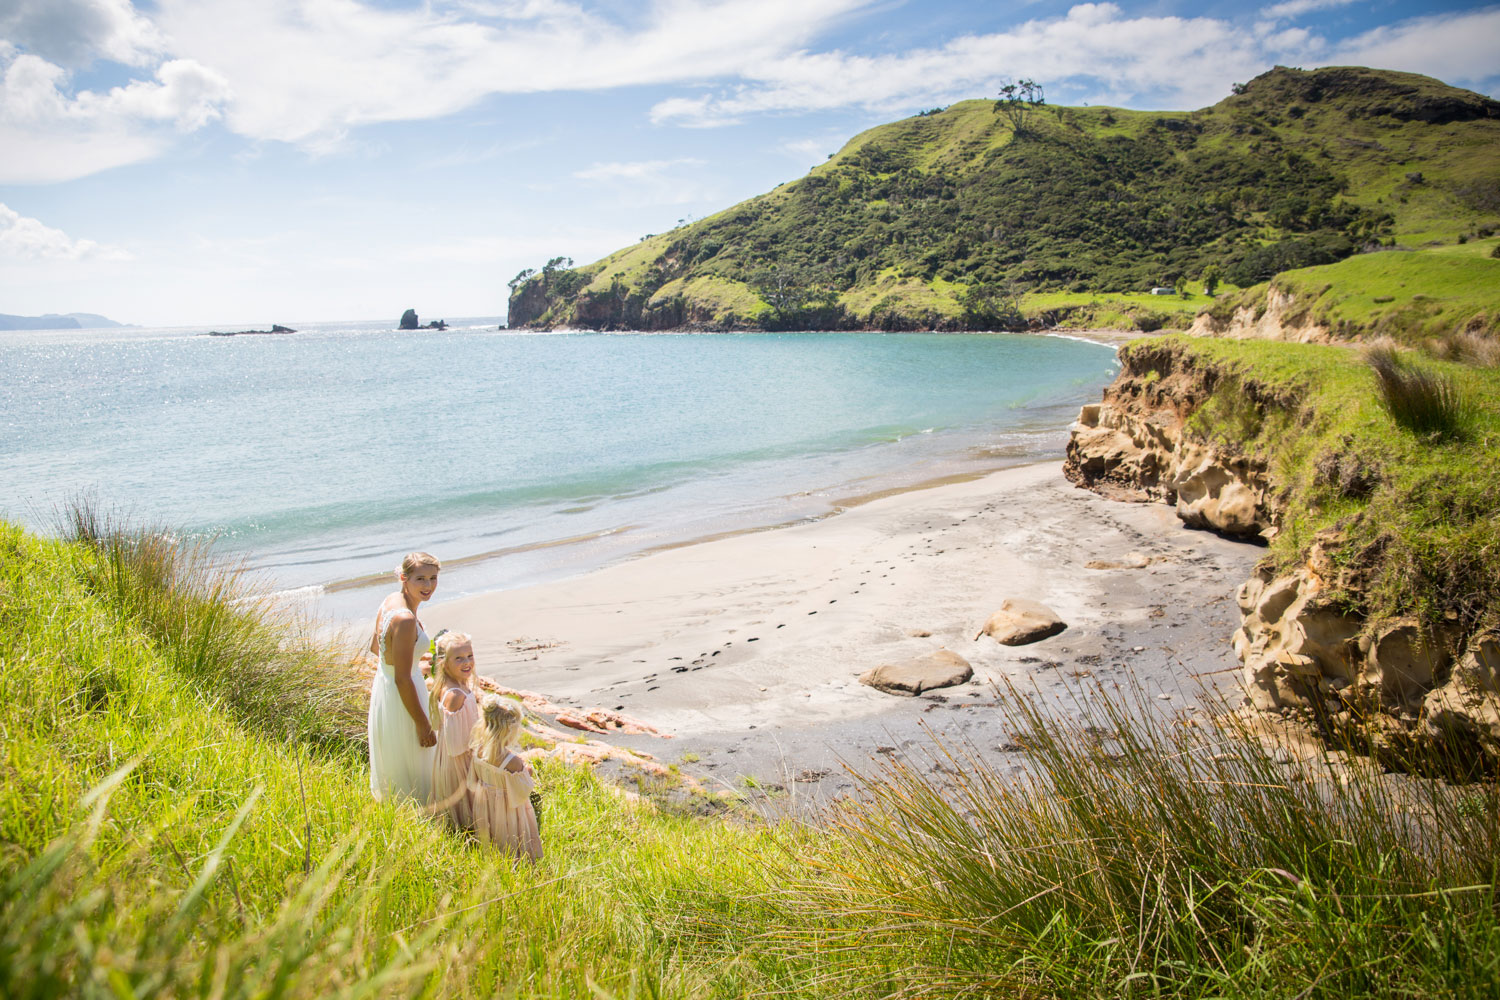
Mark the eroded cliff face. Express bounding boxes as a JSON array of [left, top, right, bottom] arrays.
[[1187, 285, 1335, 343], [1063, 344, 1273, 541], [1067, 343, 1500, 764]]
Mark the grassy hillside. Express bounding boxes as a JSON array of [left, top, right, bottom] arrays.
[[8, 500, 1500, 996], [509, 66, 1500, 332]]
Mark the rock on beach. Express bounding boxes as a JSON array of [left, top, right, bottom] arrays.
[[978, 599, 1067, 646], [860, 649, 974, 696]]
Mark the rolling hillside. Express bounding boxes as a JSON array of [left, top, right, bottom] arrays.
[[508, 65, 1500, 332]]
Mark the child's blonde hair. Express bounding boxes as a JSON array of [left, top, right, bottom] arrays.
[[472, 695, 524, 765], [427, 630, 472, 730]]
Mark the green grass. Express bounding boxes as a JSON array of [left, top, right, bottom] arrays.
[[7, 505, 1500, 997], [1022, 288, 1237, 331], [1212, 245, 1500, 344], [0, 519, 801, 997], [1131, 336, 1500, 634]]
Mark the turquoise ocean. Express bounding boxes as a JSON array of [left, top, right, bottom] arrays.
[[0, 318, 1119, 617]]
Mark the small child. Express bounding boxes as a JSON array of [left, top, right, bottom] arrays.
[[468, 695, 543, 860], [427, 630, 478, 829]]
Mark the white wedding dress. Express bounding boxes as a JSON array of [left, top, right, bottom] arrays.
[[368, 605, 434, 803]]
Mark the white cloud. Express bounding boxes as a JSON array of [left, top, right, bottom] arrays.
[[3, 0, 1497, 188], [0, 202, 132, 260], [152, 0, 873, 145], [650, 4, 1269, 125], [1325, 7, 1500, 88], [0, 0, 162, 67], [1262, 0, 1359, 22], [779, 134, 843, 167], [573, 158, 706, 181], [0, 52, 232, 182]]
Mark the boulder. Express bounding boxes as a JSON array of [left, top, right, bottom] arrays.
[[978, 599, 1066, 646], [1085, 551, 1151, 570], [860, 649, 973, 696], [399, 308, 419, 330]]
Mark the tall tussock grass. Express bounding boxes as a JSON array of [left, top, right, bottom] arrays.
[[1365, 342, 1474, 437], [783, 684, 1500, 998], [57, 499, 367, 755]]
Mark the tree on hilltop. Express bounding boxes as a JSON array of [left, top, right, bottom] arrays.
[[541, 256, 574, 292], [994, 79, 1045, 136]]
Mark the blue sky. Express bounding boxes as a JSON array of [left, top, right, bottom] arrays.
[[1, 0, 1496, 326]]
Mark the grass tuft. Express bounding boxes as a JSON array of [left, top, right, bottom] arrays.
[[1364, 343, 1473, 437]]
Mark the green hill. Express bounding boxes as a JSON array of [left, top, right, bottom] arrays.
[[508, 66, 1500, 332]]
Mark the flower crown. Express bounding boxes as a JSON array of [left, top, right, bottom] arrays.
[[429, 628, 450, 665]]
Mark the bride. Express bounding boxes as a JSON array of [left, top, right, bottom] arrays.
[[368, 551, 440, 803]]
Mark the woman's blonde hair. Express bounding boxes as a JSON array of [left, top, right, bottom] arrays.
[[427, 630, 472, 730], [472, 695, 524, 765], [397, 551, 441, 579]]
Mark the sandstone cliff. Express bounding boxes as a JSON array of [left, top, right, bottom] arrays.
[[1063, 342, 1273, 541], [1065, 340, 1500, 767]]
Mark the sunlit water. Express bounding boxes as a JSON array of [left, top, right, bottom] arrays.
[[0, 318, 1118, 617]]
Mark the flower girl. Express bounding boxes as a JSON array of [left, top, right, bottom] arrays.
[[469, 696, 543, 860], [427, 630, 478, 829]]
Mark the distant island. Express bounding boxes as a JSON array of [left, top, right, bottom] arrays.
[[0, 312, 128, 331], [508, 65, 1500, 336], [399, 308, 448, 330], [206, 325, 297, 337]]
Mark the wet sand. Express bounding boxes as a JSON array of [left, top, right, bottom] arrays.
[[423, 459, 1263, 808]]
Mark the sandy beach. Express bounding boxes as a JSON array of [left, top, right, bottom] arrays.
[[423, 458, 1263, 806]]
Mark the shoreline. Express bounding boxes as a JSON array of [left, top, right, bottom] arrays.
[[424, 459, 1263, 806], [303, 333, 1130, 619]]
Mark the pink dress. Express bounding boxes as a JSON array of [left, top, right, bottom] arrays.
[[470, 751, 543, 860], [429, 686, 478, 829]]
